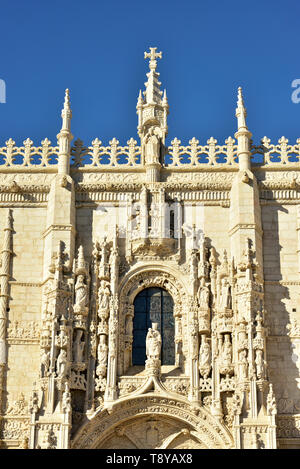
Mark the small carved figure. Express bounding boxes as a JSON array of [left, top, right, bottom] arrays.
[[220, 278, 232, 310], [146, 323, 161, 360], [40, 349, 50, 377], [144, 127, 161, 165], [199, 335, 211, 378], [56, 348, 68, 378], [221, 334, 232, 367], [97, 335, 108, 366], [74, 274, 88, 310], [239, 349, 248, 380], [73, 329, 85, 363], [62, 382, 72, 413], [98, 280, 110, 316], [198, 278, 210, 309], [255, 349, 265, 380]]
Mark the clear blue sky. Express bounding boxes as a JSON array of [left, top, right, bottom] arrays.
[[1, 0, 300, 147]]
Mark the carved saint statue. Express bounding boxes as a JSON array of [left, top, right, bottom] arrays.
[[40, 349, 50, 377], [144, 127, 161, 165], [98, 280, 110, 316], [146, 323, 162, 360], [198, 278, 210, 309], [239, 349, 248, 380], [220, 334, 232, 371], [74, 274, 88, 311], [255, 349, 265, 380], [219, 277, 232, 310], [72, 329, 85, 363], [56, 348, 68, 378], [199, 335, 211, 378], [97, 335, 108, 367]]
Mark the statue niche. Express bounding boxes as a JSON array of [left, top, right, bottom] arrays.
[[143, 127, 162, 165]]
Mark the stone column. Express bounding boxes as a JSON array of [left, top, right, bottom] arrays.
[[0, 210, 13, 413]]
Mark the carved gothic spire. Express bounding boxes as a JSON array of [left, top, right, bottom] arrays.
[[137, 47, 169, 144]]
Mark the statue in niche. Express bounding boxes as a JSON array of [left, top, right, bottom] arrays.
[[72, 329, 85, 363], [40, 349, 50, 377], [56, 348, 68, 378], [220, 334, 232, 373], [98, 280, 110, 316], [199, 335, 211, 378], [97, 335, 108, 373], [239, 349, 248, 379], [255, 349, 265, 380], [146, 323, 161, 360], [219, 277, 232, 310], [74, 274, 88, 311], [144, 127, 161, 165], [198, 278, 210, 309]]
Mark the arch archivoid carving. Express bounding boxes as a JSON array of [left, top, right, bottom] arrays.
[[119, 264, 188, 305], [71, 395, 234, 449]]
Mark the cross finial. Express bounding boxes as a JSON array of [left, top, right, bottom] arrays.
[[144, 47, 162, 70]]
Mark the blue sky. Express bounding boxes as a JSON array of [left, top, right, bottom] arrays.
[[1, 0, 300, 147]]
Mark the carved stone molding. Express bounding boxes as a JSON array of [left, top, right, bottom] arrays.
[[71, 395, 234, 449]]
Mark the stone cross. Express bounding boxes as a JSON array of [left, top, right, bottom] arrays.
[[144, 47, 162, 70]]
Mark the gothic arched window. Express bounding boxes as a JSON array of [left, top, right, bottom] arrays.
[[132, 287, 175, 366]]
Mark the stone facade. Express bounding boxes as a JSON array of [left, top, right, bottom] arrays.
[[0, 47, 299, 449]]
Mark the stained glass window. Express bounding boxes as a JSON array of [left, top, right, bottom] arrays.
[[132, 287, 175, 366]]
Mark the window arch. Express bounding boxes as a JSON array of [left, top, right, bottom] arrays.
[[132, 287, 175, 366]]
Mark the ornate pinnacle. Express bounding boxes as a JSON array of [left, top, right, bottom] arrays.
[[235, 86, 247, 130], [61, 88, 72, 129], [144, 47, 162, 71], [63, 88, 71, 111]]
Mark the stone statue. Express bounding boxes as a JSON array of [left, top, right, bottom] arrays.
[[98, 280, 110, 316], [62, 382, 71, 413], [40, 349, 50, 377], [97, 335, 108, 366], [56, 348, 68, 378], [219, 334, 233, 374], [146, 323, 161, 360], [198, 278, 210, 309], [72, 329, 85, 363], [219, 278, 232, 310], [239, 349, 248, 380], [144, 127, 161, 165], [74, 274, 88, 311], [255, 349, 265, 380], [199, 335, 211, 378]]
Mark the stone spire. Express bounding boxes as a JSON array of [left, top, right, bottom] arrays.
[[137, 47, 169, 144], [236, 87, 248, 131], [234, 87, 252, 171], [57, 88, 73, 175], [143, 47, 163, 105]]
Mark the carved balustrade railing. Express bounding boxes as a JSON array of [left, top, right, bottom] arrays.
[[251, 137, 300, 166], [0, 136, 299, 169], [71, 138, 141, 167], [0, 138, 59, 167], [165, 137, 238, 166]]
